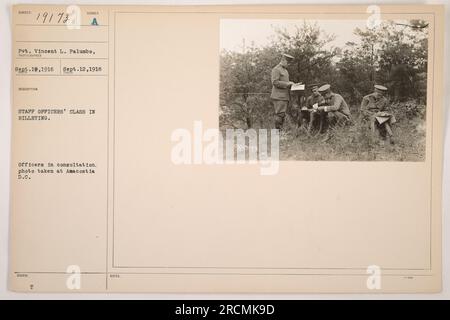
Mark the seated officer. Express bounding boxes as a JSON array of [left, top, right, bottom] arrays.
[[304, 83, 325, 134], [314, 84, 351, 141], [361, 84, 396, 144]]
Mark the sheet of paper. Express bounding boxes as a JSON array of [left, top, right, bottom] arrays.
[[9, 4, 444, 293], [291, 83, 305, 91]]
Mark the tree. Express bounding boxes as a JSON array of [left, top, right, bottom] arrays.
[[220, 45, 278, 129], [337, 21, 428, 102], [220, 22, 337, 129], [271, 22, 337, 85], [219, 19, 428, 130]]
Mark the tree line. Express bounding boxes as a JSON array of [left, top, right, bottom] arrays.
[[219, 20, 428, 130]]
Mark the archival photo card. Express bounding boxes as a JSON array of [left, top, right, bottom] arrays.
[[8, 4, 444, 293]]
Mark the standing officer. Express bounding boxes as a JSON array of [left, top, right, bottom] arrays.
[[270, 53, 295, 130], [361, 84, 396, 144]]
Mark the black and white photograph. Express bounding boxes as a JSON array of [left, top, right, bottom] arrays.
[[219, 18, 429, 161]]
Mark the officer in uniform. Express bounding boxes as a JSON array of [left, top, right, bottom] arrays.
[[304, 83, 325, 134], [270, 53, 295, 130], [361, 84, 396, 144], [315, 84, 351, 141]]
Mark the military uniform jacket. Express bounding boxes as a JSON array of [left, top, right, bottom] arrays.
[[306, 94, 325, 109], [360, 93, 390, 116], [324, 93, 351, 118], [270, 64, 291, 101]]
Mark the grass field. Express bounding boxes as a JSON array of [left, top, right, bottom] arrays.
[[278, 102, 426, 162]]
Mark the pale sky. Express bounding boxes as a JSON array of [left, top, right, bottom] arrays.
[[220, 19, 370, 52]]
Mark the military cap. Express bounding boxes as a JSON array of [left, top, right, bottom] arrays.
[[282, 53, 295, 60], [318, 84, 331, 92], [308, 82, 321, 89], [374, 84, 388, 91]]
